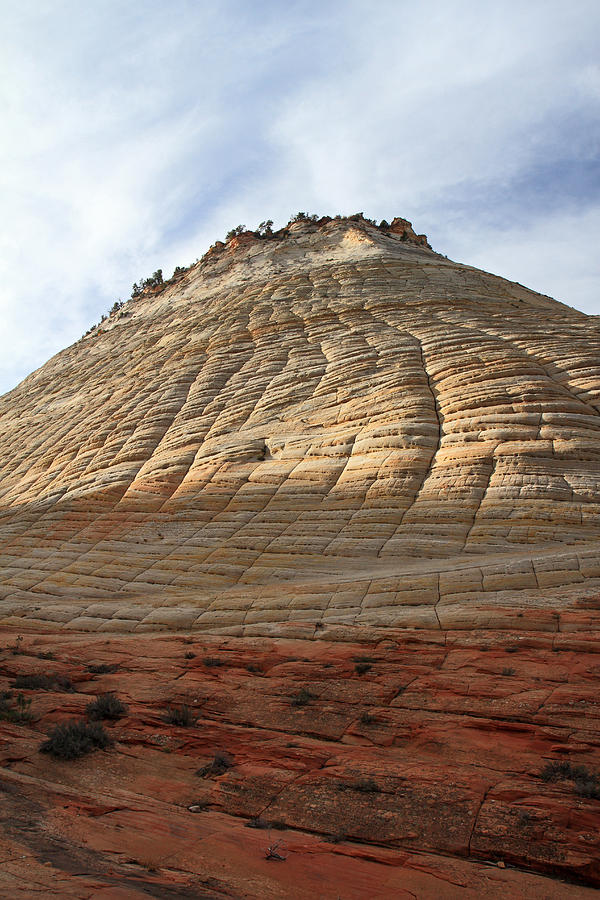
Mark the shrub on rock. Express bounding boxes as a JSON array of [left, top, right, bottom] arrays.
[[40, 720, 112, 759], [86, 692, 127, 720]]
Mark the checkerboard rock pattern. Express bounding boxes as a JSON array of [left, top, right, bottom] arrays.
[[1, 216, 600, 636]]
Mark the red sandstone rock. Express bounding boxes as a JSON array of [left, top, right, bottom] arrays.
[[1, 627, 599, 897]]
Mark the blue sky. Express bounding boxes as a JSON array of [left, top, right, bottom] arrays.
[[1, 0, 599, 394]]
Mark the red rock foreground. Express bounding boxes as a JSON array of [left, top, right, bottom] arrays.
[[1, 625, 599, 898]]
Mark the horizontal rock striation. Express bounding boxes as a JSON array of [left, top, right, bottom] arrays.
[[1, 214, 600, 635]]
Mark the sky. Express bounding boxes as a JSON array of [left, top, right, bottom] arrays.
[[1, 0, 599, 395]]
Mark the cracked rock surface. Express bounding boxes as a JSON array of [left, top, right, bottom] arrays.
[[1, 629, 599, 897], [1, 216, 600, 636]]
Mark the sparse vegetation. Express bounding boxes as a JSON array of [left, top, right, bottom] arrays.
[[225, 225, 246, 241], [86, 692, 128, 721], [501, 667, 515, 676], [348, 212, 376, 225], [360, 711, 375, 725], [516, 810, 534, 827], [290, 687, 315, 707], [87, 663, 119, 675], [355, 662, 372, 675], [256, 219, 273, 237], [540, 761, 600, 799], [203, 656, 224, 668], [196, 751, 234, 778], [12, 673, 72, 692], [290, 212, 318, 224], [0, 691, 33, 723], [354, 777, 381, 793], [185, 651, 195, 659], [540, 761, 578, 782], [575, 776, 600, 799], [40, 720, 112, 759], [163, 704, 196, 727], [131, 269, 163, 298], [265, 840, 286, 861]]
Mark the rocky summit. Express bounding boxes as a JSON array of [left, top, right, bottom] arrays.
[[1, 214, 600, 897]]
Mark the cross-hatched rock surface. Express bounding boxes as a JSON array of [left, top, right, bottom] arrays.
[[1, 215, 600, 636]]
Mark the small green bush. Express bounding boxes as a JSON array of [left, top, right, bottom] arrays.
[[501, 667, 515, 676], [225, 225, 246, 241], [290, 212, 317, 224], [257, 220, 273, 237], [40, 720, 111, 759], [86, 692, 127, 721], [131, 269, 163, 299]]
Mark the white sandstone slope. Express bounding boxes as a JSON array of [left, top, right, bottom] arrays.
[[1, 215, 599, 636]]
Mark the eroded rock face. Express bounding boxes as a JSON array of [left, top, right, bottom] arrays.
[[1, 215, 600, 635]]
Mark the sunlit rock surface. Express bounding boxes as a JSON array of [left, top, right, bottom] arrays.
[[1, 214, 600, 637]]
